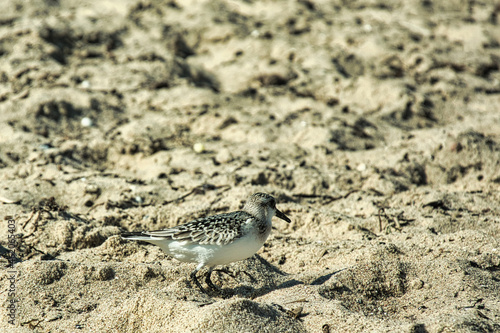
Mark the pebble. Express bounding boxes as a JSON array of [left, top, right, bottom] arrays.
[[85, 184, 100, 194], [357, 163, 367, 172], [81, 117, 93, 127], [80, 80, 91, 89], [410, 279, 424, 290], [193, 143, 205, 153]]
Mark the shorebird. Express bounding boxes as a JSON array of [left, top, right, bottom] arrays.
[[121, 192, 291, 292]]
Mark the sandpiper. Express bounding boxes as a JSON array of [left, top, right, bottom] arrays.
[[121, 192, 291, 292]]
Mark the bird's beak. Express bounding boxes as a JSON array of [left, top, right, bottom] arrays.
[[275, 209, 291, 223]]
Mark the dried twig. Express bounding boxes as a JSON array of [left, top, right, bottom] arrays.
[[162, 184, 230, 205], [378, 208, 385, 233], [293, 190, 359, 203]]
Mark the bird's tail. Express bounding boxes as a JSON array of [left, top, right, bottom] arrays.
[[121, 231, 169, 253]]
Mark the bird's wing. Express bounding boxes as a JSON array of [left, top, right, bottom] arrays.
[[142, 212, 250, 246]]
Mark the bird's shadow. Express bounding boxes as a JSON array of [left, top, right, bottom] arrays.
[[209, 256, 350, 299], [309, 267, 348, 285], [210, 254, 303, 299], [181, 254, 350, 302]]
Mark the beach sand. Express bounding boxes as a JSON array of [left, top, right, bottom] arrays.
[[1, 0, 499, 331]]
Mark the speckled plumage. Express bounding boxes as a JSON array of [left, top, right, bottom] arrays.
[[121, 192, 291, 293], [137, 211, 252, 246]]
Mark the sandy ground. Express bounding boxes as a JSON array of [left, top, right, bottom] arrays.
[[1, 0, 500, 332]]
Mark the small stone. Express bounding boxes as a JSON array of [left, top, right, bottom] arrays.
[[193, 143, 205, 153], [85, 184, 100, 194], [357, 163, 367, 172], [410, 279, 424, 290], [80, 80, 91, 89], [81, 117, 93, 127]]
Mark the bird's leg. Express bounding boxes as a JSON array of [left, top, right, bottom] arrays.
[[204, 267, 220, 291], [205, 268, 235, 298], [190, 269, 207, 293], [213, 267, 235, 279]]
